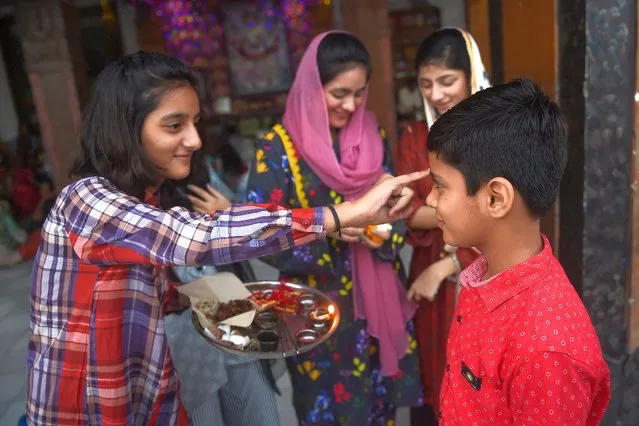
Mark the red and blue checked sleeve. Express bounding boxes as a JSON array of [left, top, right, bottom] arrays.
[[62, 177, 325, 268]]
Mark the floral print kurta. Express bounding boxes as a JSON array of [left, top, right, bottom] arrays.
[[247, 124, 423, 426]]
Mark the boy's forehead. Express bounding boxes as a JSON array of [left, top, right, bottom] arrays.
[[428, 152, 465, 183], [428, 151, 444, 170]]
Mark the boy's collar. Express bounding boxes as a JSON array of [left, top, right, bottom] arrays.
[[460, 235, 556, 311]]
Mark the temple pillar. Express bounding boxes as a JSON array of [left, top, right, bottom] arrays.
[[340, 0, 397, 150], [0, 42, 19, 143], [557, 0, 637, 423], [14, 0, 87, 190], [117, 0, 139, 55]]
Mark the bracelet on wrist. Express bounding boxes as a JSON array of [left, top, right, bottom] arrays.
[[326, 205, 342, 239]]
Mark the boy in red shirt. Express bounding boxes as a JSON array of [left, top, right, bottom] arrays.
[[424, 78, 610, 424]]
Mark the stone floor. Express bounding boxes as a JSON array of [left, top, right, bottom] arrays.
[[0, 261, 32, 426], [0, 259, 410, 426]]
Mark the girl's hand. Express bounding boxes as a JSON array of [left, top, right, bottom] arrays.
[[407, 256, 457, 302], [187, 184, 232, 214], [328, 227, 366, 243], [331, 170, 428, 230], [360, 225, 391, 249]]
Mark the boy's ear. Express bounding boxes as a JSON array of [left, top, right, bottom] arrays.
[[484, 177, 515, 219]]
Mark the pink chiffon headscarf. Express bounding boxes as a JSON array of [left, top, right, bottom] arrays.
[[283, 31, 417, 376]]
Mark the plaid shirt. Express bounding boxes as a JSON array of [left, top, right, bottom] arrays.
[[27, 177, 324, 426]]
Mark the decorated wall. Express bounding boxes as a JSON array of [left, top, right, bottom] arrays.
[[134, 0, 329, 129]]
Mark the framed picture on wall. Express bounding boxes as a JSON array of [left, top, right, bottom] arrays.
[[222, 0, 292, 96]]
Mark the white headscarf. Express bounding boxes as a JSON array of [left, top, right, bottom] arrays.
[[423, 27, 491, 129]]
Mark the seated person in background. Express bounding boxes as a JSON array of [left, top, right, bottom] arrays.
[[215, 142, 250, 202], [0, 198, 30, 266], [428, 77, 610, 424], [200, 131, 250, 204], [162, 151, 281, 426], [0, 144, 42, 265], [0, 143, 12, 201], [11, 134, 55, 224]]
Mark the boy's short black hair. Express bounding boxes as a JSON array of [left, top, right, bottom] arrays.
[[428, 77, 567, 218]]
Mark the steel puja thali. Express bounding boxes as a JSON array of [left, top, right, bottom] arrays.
[[192, 281, 341, 359]]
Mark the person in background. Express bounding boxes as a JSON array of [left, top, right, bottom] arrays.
[[26, 51, 424, 426], [10, 124, 55, 225], [11, 154, 41, 221], [200, 125, 251, 203], [396, 77, 423, 122], [0, 198, 30, 266], [0, 143, 12, 202], [163, 140, 281, 426], [12, 122, 40, 160], [395, 28, 490, 424], [0, 143, 43, 265], [245, 31, 422, 425]]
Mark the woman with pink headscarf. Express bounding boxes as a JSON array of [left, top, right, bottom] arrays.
[[247, 32, 422, 425]]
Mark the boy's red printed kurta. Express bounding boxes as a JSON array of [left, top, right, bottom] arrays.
[[439, 236, 610, 425]]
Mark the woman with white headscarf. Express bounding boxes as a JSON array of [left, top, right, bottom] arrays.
[[395, 28, 490, 425]]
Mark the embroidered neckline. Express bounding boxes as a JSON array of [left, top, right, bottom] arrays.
[[274, 123, 309, 208]]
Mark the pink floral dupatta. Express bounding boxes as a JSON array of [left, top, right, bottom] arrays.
[[282, 31, 416, 376]]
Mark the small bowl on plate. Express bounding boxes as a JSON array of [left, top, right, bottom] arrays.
[[255, 311, 278, 330], [296, 329, 320, 346], [257, 330, 280, 352], [298, 293, 318, 314]]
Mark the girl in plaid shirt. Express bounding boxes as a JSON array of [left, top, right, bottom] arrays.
[[26, 52, 425, 426]]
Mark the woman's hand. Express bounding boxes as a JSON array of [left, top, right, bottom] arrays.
[[187, 184, 232, 214], [328, 227, 366, 243], [375, 173, 394, 185], [330, 170, 428, 230], [407, 256, 457, 302], [329, 225, 391, 249], [360, 226, 391, 249]]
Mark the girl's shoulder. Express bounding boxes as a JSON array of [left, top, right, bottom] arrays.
[[403, 121, 429, 138], [398, 121, 430, 152], [65, 176, 116, 196], [260, 124, 288, 142], [256, 124, 290, 154], [60, 176, 138, 211]]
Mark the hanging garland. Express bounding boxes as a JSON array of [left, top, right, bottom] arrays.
[[119, 0, 322, 109], [120, 0, 320, 68]]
